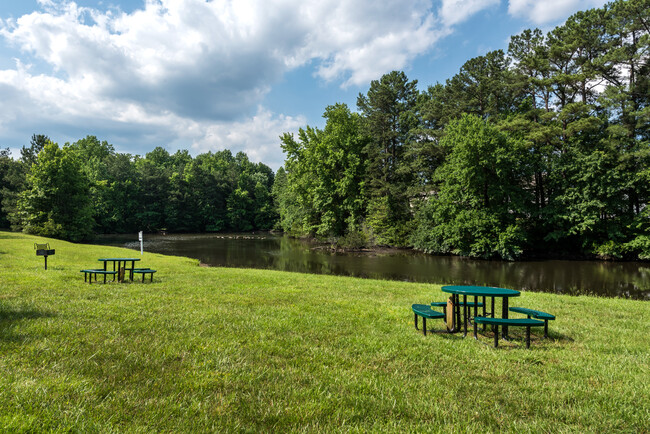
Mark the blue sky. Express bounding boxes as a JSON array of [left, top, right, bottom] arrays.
[[0, 0, 607, 169]]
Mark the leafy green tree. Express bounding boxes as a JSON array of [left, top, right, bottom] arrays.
[[357, 71, 419, 245], [184, 151, 233, 232], [411, 52, 524, 219], [546, 8, 609, 111], [446, 50, 522, 120], [226, 153, 256, 231], [272, 166, 303, 233], [1, 135, 51, 230], [70, 136, 118, 233], [251, 171, 277, 230], [506, 28, 559, 221], [20, 134, 49, 169], [166, 170, 196, 232], [133, 147, 172, 232], [625, 199, 650, 260], [279, 103, 368, 239], [0, 148, 24, 229], [16, 141, 94, 241], [509, 28, 553, 113], [404, 85, 450, 204], [601, 0, 650, 141], [500, 2, 648, 258], [411, 114, 532, 259], [3, 134, 279, 236], [102, 152, 140, 233], [163, 150, 198, 232], [224, 152, 275, 231], [227, 187, 254, 231]]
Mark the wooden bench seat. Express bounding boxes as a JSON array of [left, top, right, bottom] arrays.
[[412, 304, 445, 336], [473, 316, 544, 348], [509, 307, 555, 338], [80, 269, 117, 284]]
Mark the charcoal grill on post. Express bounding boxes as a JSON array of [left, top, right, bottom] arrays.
[[34, 243, 55, 270]]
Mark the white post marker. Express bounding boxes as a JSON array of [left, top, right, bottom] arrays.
[[139, 231, 143, 255]]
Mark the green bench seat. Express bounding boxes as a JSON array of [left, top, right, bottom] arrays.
[[412, 304, 445, 336], [122, 267, 148, 280], [509, 307, 555, 338], [132, 268, 157, 282], [80, 269, 117, 284], [473, 316, 544, 348]]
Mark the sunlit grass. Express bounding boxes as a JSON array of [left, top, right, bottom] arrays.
[[0, 231, 648, 431]]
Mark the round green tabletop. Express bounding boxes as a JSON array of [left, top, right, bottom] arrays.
[[98, 258, 141, 261], [441, 285, 520, 297]]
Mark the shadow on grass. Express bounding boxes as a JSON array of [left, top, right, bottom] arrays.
[[38, 265, 65, 271], [417, 328, 469, 342], [546, 330, 573, 342], [418, 319, 573, 347], [0, 305, 56, 343], [470, 328, 573, 351]]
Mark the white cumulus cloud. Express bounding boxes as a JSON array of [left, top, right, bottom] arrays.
[[439, 0, 500, 27], [0, 0, 496, 166], [185, 107, 306, 169], [507, 0, 608, 25]]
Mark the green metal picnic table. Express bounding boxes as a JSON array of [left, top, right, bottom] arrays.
[[98, 257, 141, 282], [441, 285, 521, 338]]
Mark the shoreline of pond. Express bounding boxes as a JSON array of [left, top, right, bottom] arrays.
[[269, 232, 650, 263], [92, 232, 650, 300], [108, 230, 650, 263]]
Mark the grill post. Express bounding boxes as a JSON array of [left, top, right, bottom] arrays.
[[34, 243, 55, 270]]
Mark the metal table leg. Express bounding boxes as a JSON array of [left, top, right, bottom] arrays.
[[463, 294, 468, 337], [455, 294, 461, 333], [502, 297, 509, 339]]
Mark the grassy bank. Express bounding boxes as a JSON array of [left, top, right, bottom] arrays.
[[0, 231, 648, 432]]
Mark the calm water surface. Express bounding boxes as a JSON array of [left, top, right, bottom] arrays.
[[96, 233, 650, 300]]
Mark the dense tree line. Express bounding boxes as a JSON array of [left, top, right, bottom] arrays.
[[1, 0, 647, 260], [0, 135, 276, 241], [274, 0, 650, 260]]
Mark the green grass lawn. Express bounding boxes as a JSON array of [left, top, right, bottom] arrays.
[[1, 231, 648, 432]]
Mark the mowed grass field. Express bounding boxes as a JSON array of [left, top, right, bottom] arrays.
[[0, 231, 648, 432]]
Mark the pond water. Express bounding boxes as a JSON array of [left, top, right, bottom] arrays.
[[95, 232, 650, 300]]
